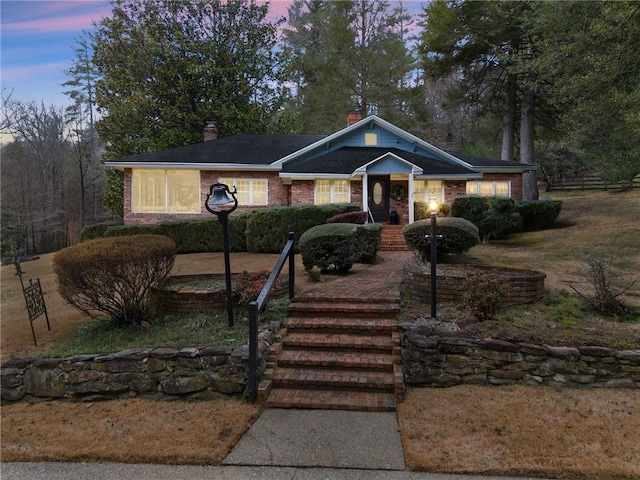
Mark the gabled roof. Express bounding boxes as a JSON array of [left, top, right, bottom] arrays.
[[104, 134, 324, 170], [104, 115, 535, 175]]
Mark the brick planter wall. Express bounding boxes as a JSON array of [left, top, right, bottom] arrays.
[[1, 327, 278, 404], [150, 274, 289, 315], [404, 264, 546, 305], [402, 325, 640, 389]]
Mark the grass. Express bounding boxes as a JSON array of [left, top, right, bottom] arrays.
[[399, 386, 640, 479], [45, 298, 290, 358], [2, 189, 640, 478]]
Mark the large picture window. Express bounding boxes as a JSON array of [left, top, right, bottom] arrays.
[[466, 180, 510, 197], [218, 178, 268, 206], [132, 169, 200, 213], [414, 180, 444, 203], [315, 179, 350, 204]]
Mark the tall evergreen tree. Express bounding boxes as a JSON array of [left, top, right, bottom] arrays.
[[282, 0, 414, 133]]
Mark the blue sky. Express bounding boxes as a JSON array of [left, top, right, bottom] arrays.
[[1, 0, 424, 110]]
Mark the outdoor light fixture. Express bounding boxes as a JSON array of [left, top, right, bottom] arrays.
[[429, 198, 438, 319], [205, 182, 238, 327]]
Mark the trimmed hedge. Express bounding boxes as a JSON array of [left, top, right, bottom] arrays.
[[450, 196, 488, 225], [354, 223, 382, 264], [326, 211, 369, 224], [299, 223, 360, 273], [515, 200, 563, 231], [78, 221, 123, 242], [246, 203, 360, 253], [403, 216, 479, 261]]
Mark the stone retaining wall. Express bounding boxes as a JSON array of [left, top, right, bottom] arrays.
[[404, 265, 546, 305], [1, 327, 276, 404], [402, 325, 640, 389]]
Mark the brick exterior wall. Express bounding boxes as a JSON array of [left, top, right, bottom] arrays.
[[122, 168, 524, 225]]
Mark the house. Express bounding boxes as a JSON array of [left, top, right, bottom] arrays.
[[105, 113, 536, 225]]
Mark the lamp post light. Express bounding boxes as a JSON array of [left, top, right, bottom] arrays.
[[205, 182, 238, 327], [428, 198, 439, 319]]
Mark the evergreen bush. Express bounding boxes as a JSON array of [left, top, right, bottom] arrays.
[[353, 223, 382, 263], [450, 196, 488, 225], [402, 216, 479, 262], [326, 211, 369, 224], [246, 203, 359, 253], [299, 223, 359, 273], [515, 200, 563, 231], [53, 235, 176, 327]]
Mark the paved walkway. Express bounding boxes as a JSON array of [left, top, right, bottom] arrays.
[[2, 252, 551, 480]]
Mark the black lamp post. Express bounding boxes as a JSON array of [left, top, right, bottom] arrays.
[[205, 183, 238, 327], [428, 198, 438, 319]]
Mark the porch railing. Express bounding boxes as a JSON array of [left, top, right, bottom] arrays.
[[247, 231, 296, 402]]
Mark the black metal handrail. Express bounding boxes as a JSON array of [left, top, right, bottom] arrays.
[[247, 231, 295, 402]]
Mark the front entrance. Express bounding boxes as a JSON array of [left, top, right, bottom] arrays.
[[367, 175, 390, 222]]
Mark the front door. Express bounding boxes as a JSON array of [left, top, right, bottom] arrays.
[[367, 175, 390, 222]]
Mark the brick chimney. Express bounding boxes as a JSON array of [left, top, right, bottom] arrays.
[[346, 110, 363, 126], [203, 121, 219, 141]]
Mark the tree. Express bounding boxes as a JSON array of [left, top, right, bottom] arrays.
[[419, 0, 544, 199], [532, 0, 640, 186], [282, 0, 415, 133], [91, 0, 289, 218]]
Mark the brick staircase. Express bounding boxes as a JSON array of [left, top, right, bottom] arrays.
[[259, 294, 404, 411], [379, 224, 408, 251]]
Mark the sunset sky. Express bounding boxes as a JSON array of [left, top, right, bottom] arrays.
[[1, 0, 422, 111]]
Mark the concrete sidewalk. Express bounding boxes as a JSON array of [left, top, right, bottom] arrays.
[[2, 408, 551, 480]]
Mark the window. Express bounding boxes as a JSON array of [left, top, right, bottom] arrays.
[[414, 180, 444, 203], [315, 179, 350, 204], [218, 178, 268, 206], [132, 169, 200, 213], [364, 132, 378, 146], [466, 180, 510, 197]]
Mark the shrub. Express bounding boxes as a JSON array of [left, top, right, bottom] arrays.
[[479, 197, 520, 242], [78, 221, 123, 242], [402, 217, 479, 262], [570, 257, 636, 317], [450, 196, 488, 225], [299, 223, 359, 273], [233, 270, 284, 305], [414, 202, 450, 220], [462, 271, 510, 320], [515, 200, 563, 231], [246, 203, 359, 253], [53, 235, 176, 327], [353, 223, 382, 264], [156, 214, 249, 254], [326, 211, 368, 224]]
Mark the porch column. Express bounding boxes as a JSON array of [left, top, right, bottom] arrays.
[[408, 174, 415, 223], [362, 174, 369, 216]]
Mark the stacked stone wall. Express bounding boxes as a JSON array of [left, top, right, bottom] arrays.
[[403, 326, 640, 389], [1, 328, 276, 403]]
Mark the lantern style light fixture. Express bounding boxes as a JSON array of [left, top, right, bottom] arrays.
[[428, 197, 439, 319], [205, 183, 238, 327]]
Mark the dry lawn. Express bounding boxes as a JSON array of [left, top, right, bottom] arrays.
[[1, 398, 260, 464], [399, 386, 640, 480], [1, 189, 639, 477]]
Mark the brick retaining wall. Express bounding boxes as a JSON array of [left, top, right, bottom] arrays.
[[402, 325, 640, 389], [404, 265, 546, 305]]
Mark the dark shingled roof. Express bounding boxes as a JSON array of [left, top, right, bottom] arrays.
[[448, 151, 535, 169], [282, 147, 477, 175], [106, 134, 325, 165]]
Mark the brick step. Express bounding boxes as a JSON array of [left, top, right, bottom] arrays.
[[288, 302, 401, 318], [292, 295, 401, 305], [285, 317, 398, 333], [283, 332, 394, 351], [277, 350, 397, 370], [265, 387, 397, 411], [271, 367, 394, 390]]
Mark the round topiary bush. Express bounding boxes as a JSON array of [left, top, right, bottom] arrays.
[[402, 217, 480, 262], [53, 235, 176, 326], [299, 223, 359, 273]]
